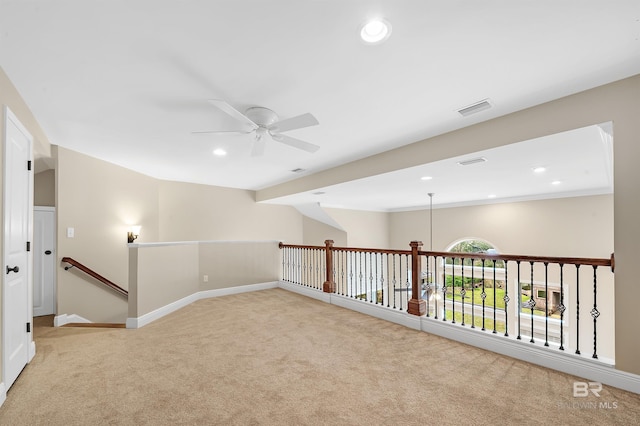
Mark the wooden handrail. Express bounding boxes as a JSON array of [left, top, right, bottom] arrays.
[[279, 243, 613, 270], [61, 257, 128, 298], [416, 250, 614, 270]]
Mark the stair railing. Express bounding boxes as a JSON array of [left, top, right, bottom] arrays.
[[61, 257, 128, 298]]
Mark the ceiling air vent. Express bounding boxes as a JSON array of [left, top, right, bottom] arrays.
[[457, 157, 487, 166], [458, 99, 492, 117]]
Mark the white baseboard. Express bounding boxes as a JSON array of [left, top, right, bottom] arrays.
[[29, 341, 36, 362], [199, 281, 278, 299], [53, 313, 91, 327], [277, 281, 331, 303], [0, 382, 5, 409], [126, 281, 280, 329], [126, 293, 199, 329], [329, 294, 421, 331]]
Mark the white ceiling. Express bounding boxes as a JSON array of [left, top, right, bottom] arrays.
[[1, 1, 638, 211]]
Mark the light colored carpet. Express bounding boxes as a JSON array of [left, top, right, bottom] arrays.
[[1, 288, 638, 425]]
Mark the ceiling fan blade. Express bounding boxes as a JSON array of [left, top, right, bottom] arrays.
[[208, 99, 257, 129], [271, 134, 320, 153], [191, 130, 252, 134], [251, 137, 266, 157], [269, 113, 319, 133]]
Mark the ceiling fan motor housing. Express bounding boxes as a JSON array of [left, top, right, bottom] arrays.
[[245, 107, 278, 127]]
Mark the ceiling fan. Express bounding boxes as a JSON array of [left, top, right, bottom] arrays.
[[194, 99, 320, 156]]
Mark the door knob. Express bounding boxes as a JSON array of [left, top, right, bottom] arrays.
[[44, 250, 52, 255], [6, 265, 19, 274]]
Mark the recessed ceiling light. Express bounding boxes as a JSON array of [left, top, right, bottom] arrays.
[[213, 148, 227, 156], [488, 194, 497, 198], [551, 180, 562, 185], [359, 19, 392, 44], [533, 166, 546, 173], [420, 176, 433, 181]]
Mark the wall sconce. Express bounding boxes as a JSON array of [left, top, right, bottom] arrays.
[[127, 225, 141, 243]]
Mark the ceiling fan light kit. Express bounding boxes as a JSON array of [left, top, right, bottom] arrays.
[[359, 18, 392, 44], [195, 99, 320, 156]]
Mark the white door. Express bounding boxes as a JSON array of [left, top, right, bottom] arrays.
[[3, 107, 33, 390], [33, 207, 55, 317]]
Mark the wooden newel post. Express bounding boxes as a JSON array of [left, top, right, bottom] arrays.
[[408, 240, 426, 316], [322, 240, 335, 293]]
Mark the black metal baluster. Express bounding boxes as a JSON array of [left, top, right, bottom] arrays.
[[378, 253, 384, 305], [356, 252, 364, 300], [591, 266, 599, 359], [470, 258, 475, 328], [516, 261, 522, 340], [374, 253, 379, 304], [442, 256, 447, 322], [503, 260, 509, 337], [451, 257, 456, 324], [460, 257, 466, 326], [575, 265, 581, 355], [425, 255, 431, 317], [492, 259, 497, 334], [481, 259, 486, 331], [398, 254, 403, 309], [528, 262, 535, 343], [296, 249, 301, 284], [405, 255, 411, 309], [349, 251, 354, 298], [434, 256, 439, 320], [369, 252, 374, 303], [304, 248, 308, 287], [385, 254, 390, 308], [320, 248, 324, 290], [544, 262, 549, 347], [559, 264, 565, 350], [392, 254, 397, 309]]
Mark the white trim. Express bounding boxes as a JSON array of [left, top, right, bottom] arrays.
[[0, 382, 5, 408], [277, 281, 331, 303], [126, 281, 280, 329], [53, 313, 92, 327], [126, 293, 199, 329], [198, 281, 278, 299], [329, 293, 421, 330], [129, 239, 281, 248], [28, 341, 36, 362]]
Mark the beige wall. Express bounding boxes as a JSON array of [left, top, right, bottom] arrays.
[[129, 244, 199, 318], [128, 241, 280, 319], [158, 180, 303, 244], [199, 241, 280, 290], [302, 216, 347, 246], [259, 75, 640, 375], [34, 169, 55, 207], [56, 146, 161, 322], [389, 195, 613, 257], [325, 208, 389, 248]]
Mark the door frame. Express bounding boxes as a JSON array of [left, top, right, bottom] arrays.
[[2, 106, 35, 398]]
